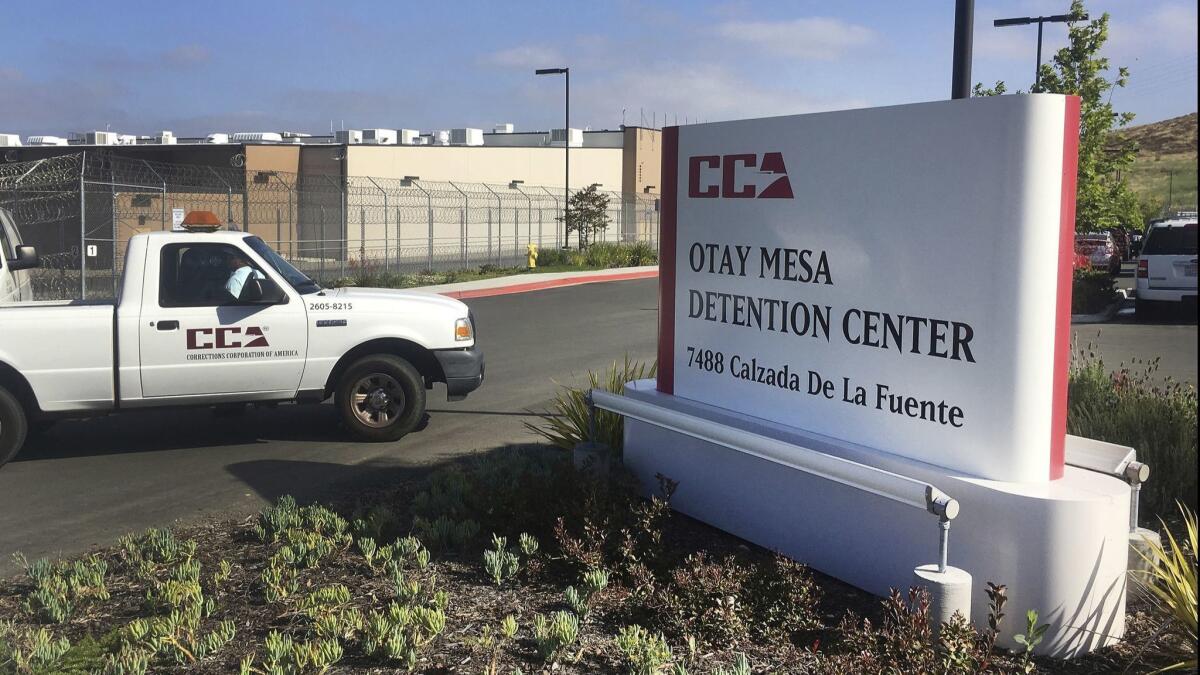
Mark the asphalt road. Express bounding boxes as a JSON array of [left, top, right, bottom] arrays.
[[0, 279, 658, 573], [1, 273, 1194, 573]]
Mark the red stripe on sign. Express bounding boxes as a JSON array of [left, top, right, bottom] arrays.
[[1050, 96, 1081, 480], [658, 126, 680, 394]]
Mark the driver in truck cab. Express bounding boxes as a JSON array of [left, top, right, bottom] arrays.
[[224, 250, 265, 301]]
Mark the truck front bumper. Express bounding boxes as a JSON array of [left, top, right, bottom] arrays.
[[434, 346, 485, 401]]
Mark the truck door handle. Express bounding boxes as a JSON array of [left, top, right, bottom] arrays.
[[156, 320, 180, 331]]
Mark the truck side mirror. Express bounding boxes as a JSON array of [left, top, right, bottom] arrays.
[[6, 245, 39, 272]]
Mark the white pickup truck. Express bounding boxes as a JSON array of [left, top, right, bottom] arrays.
[[0, 218, 484, 467]]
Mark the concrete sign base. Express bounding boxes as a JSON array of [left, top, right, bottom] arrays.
[[621, 379, 1129, 658]]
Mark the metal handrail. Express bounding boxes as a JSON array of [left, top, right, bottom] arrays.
[[587, 388, 961, 572], [1064, 435, 1149, 532]]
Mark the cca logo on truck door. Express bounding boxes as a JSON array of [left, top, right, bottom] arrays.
[[186, 327, 270, 349]]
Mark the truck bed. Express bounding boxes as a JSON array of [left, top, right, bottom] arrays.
[[0, 303, 115, 412]]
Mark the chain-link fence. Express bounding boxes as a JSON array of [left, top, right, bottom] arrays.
[[1, 153, 659, 301]]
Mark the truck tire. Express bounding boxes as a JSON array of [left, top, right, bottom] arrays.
[[336, 354, 426, 442], [0, 386, 28, 468]]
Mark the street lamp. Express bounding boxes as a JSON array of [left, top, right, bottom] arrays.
[[993, 11, 1087, 92], [535, 66, 572, 248]]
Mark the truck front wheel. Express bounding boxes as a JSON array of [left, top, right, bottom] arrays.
[[336, 355, 426, 442], [0, 386, 28, 468]]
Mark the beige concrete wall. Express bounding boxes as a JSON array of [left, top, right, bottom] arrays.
[[344, 145, 622, 191], [623, 127, 661, 195]]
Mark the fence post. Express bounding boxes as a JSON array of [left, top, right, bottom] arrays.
[[79, 151, 87, 299], [483, 183, 501, 264], [360, 207, 366, 265], [366, 176, 388, 274], [448, 182, 469, 268]]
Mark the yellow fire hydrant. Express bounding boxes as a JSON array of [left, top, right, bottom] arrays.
[[527, 243, 539, 269]]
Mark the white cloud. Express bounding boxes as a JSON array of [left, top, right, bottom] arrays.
[[1108, 3, 1199, 58], [480, 44, 565, 69], [715, 17, 875, 60], [579, 63, 870, 125]]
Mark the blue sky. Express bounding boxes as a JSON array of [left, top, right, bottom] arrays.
[[1, 0, 1195, 138]]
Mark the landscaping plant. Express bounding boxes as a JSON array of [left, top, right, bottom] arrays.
[[526, 356, 657, 453], [1133, 503, 1198, 672], [1068, 343, 1198, 519]]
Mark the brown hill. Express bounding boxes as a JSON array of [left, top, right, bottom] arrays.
[[1114, 112, 1197, 157]]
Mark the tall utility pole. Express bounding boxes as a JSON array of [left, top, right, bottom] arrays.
[[951, 0, 974, 99], [535, 67, 571, 247], [993, 11, 1087, 92]]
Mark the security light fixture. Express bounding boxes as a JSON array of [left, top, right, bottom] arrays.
[[508, 179, 524, 189], [992, 10, 1088, 92], [644, 185, 656, 193], [401, 175, 420, 187]]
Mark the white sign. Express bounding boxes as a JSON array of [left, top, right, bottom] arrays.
[[658, 95, 1079, 482], [172, 208, 186, 231], [86, 245, 98, 258]]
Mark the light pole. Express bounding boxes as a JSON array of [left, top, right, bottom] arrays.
[[535, 66, 571, 248], [993, 11, 1087, 92]]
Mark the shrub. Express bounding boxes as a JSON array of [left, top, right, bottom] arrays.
[[526, 356, 657, 454], [13, 553, 109, 623], [0, 622, 71, 673], [482, 534, 520, 585], [1133, 503, 1197, 672], [660, 552, 749, 644], [1072, 267, 1117, 314], [615, 624, 672, 675], [532, 611, 580, 663], [1068, 345, 1198, 519]]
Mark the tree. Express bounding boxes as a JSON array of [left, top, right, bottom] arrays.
[[974, 1, 1140, 232], [559, 184, 611, 248]]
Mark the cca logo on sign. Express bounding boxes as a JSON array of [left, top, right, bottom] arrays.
[[186, 327, 270, 349], [688, 152, 794, 199]]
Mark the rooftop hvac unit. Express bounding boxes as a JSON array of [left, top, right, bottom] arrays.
[[116, 134, 138, 145], [155, 130, 176, 145], [26, 135, 68, 146], [230, 132, 283, 143], [280, 131, 311, 138], [362, 128, 397, 145], [335, 129, 363, 144], [412, 136, 430, 145], [430, 130, 450, 146], [206, 133, 230, 144], [450, 128, 483, 146], [0, 134, 22, 147], [399, 129, 419, 145], [550, 128, 583, 147], [84, 131, 119, 145], [493, 123, 514, 134]]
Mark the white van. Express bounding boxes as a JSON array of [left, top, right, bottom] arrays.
[[0, 208, 39, 303], [1135, 218, 1197, 317]]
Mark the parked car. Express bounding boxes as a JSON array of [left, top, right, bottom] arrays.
[[1135, 218, 1198, 317], [1107, 227, 1132, 261], [1074, 232, 1121, 275], [0, 213, 485, 467]]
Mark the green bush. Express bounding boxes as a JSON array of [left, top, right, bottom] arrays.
[[1068, 347, 1198, 520], [526, 356, 657, 455], [1072, 267, 1117, 314]]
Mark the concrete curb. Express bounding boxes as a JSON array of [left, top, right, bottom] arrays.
[[1071, 289, 1129, 324], [425, 267, 659, 300]]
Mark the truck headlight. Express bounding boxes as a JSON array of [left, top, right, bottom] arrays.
[[455, 317, 474, 342]]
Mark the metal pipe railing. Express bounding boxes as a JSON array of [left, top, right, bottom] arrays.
[[1064, 434, 1149, 532], [586, 388, 960, 571]]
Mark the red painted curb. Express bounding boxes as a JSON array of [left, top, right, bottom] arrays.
[[437, 269, 659, 300]]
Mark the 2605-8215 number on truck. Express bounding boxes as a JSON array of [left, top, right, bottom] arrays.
[[0, 213, 484, 468]]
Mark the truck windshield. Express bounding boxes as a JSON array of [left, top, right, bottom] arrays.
[[245, 237, 321, 294]]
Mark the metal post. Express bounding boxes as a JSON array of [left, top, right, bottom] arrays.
[[541, 186, 561, 248], [566, 68, 572, 249], [406, 179, 433, 272], [951, 0, 974, 99], [1124, 461, 1150, 532], [483, 183, 501, 264], [79, 151, 87, 299], [448, 182, 469, 267], [140, 160, 166, 232], [1034, 20, 1044, 92], [938, 517, 951, 573], [366, 176, 387, 273], [360, 207, 366, 264]]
